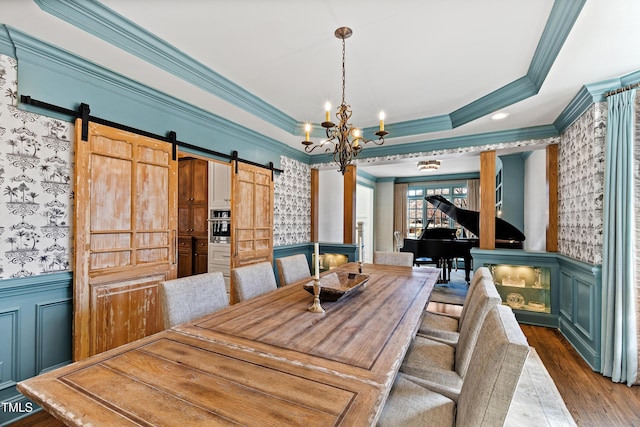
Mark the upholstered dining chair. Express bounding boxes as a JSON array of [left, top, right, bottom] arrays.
[[159, 272, 229, 329], [418, 267, 496, 346], [276, 254, 312, 286], [373, 251, 414, 267], [398, 277, 503, 395], [230, 261, 278, 304], [378, 305, 530, 427]]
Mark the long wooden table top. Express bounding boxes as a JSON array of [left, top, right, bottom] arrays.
[[18, 263, 439, 426]]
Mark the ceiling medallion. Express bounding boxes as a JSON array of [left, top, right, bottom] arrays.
[[302, 27, 388, 174]]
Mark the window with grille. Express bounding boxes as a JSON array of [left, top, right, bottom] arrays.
[[406, 184, 469, 237]]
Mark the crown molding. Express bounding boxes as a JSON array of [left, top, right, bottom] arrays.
[[450, 77, 538, 128], [527, 0, 586, 88], [35, 0, 585, 142], [33, 0, 299, 134], [5, 25, 308, 164], [351, 125, 559, 161], [0, 25, 15, 56], [396, 172, 480, 184]]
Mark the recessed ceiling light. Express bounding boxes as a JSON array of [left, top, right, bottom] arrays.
[[491, 112, 510, 120]]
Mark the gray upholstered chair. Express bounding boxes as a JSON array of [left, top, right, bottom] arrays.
[[378, 305, 530, 427], [230, 261, 278, 304], [276, 254, 312, 286], [418, 267, 497, 346], [159, 272, 229, 329], [373, 251, 414, 267], [399, 277, 503, 394]]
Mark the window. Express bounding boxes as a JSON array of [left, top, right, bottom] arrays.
[[406, 183, 469, 237]]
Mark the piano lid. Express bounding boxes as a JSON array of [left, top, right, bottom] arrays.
[[426, 195, 526, 242]]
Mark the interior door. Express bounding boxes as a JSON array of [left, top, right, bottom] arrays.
[[73, 120, 178, 361], [230, 161, 273, 303]]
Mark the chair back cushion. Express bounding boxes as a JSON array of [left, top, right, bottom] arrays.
[[231, 261, 278, 303], [456, 305, 529, 427], [454, 279, 502, 378], [276, 254, 311, 286], [457, 267, 493, 327], [373, 251, 414, 267], [159, 272, 229, 328]]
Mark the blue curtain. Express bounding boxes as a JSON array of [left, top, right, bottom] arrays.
[[601, 89, 637, 385]]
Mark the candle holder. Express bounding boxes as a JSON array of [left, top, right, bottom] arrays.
[[308, 278, 325, 313], [358, 261, 363, 274]]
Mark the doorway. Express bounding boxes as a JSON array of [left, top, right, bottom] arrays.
[[356, 184, 374, 263]]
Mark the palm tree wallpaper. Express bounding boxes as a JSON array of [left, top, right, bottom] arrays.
[[0, 54, 73, 279]]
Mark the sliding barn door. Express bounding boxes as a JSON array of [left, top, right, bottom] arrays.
[[73, 120, 178, 361], [230, 161, 273, 303]]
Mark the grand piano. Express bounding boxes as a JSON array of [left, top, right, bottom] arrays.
[[401, 195, 525, 283]]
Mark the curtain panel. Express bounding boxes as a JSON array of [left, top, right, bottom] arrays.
[[601, 89, 638, 386], [467, 179, 480, 211]]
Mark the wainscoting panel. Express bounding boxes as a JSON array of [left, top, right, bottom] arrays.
[[559, 270, 574, 321], [575, 276, 596, 340], [35, 298, 72, 375], [0, 272, 72, 426], [557, 255, 601, 371], [0, 308, 19, 393]]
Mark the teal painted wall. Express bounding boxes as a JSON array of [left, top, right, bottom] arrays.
[[499, 154, 525, 233], [0, 273, 72, 426]]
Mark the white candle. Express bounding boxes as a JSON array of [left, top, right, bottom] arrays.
[[314, 242, 320, 279], [358, 236, 363, 263]]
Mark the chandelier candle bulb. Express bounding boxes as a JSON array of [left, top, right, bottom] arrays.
[[325, 102, 331, 123], [379, 111, 385, 132], [305, 123, 311, 141]]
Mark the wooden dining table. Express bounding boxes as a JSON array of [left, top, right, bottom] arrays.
[[18, 263, 439, 426]]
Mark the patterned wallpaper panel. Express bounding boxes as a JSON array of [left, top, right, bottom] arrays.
[[273, 156, 311, 246], [557, 102, 606, 265], [0, 54, 74, 279]]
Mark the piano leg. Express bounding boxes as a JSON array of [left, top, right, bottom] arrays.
[[463, 255, 472, 283]]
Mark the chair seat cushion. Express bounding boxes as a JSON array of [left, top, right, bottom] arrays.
[[377, 373, 454, 427], [418, 312, 460, 346], [400, 336, 455, 376]]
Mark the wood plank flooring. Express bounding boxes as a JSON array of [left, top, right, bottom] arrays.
[[522, 324, 640, 427], [8, 324, 640, 427]]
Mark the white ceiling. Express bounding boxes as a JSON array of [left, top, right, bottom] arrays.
[[2, 0, 640, 177]]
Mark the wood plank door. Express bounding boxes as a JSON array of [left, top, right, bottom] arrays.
[[73, 120, 178, 361], [230, 161, 273, 303]]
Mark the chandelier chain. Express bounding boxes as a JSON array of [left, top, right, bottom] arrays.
[[341, 36, 346, 106]]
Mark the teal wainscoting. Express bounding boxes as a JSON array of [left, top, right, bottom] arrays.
[[273, 243, 358, 287], [0, 272, 73, 426], [557, 254, 602, 371], [470, 249, 602, 372]]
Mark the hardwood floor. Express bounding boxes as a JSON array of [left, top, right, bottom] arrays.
[[522, 324, 640, 427], [8, 323, 640, 427]]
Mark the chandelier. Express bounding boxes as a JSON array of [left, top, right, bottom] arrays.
[[417, 160, 441, 171], [302, 27, 388, 174]]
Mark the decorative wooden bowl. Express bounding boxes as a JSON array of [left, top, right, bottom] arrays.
[[303, 271, 369, 302]]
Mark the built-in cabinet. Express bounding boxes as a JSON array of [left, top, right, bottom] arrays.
[[178, 158, 209, 277]]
